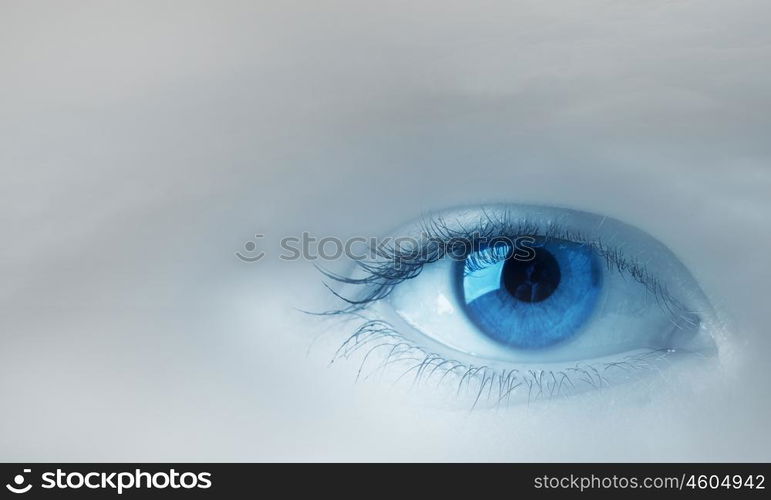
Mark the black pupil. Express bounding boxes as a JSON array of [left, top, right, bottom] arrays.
[[501, 248, 561, 303]]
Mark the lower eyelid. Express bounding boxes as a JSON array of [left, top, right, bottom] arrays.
[[330, 317, 704, 408]]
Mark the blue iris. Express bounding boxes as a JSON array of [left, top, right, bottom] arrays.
[[457, 238, 602, 349]]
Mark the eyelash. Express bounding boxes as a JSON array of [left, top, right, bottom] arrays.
[[320, 213, 694, 326], [332, 318, 680, 407], [316, 212, 700, 406]]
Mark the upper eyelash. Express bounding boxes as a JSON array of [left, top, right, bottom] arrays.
[[318, 211, 700, 331]]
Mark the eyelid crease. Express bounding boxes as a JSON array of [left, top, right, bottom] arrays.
[[318, 210, 701, 332]]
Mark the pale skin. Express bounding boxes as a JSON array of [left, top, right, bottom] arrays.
[[1, 1, 769, 461]]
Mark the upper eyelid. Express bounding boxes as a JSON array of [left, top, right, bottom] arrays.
[[319, 211, 699, 330]]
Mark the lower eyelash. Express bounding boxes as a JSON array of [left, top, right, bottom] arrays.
[[331, 318, 684, 409]]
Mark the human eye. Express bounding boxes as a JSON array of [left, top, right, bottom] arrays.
[[320, 205, 723, 407]]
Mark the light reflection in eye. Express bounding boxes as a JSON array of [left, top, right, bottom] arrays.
[[459, 238, 602, 350], [321, 204, 721, 406]]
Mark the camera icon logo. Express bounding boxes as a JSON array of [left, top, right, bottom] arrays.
[[5, 469, 32, 494]]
